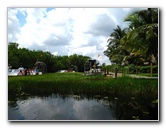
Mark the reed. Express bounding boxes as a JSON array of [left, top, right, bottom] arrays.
[[8, 72, 158, 99]]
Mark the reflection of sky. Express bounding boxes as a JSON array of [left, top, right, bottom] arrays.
[[9, 95, 115, 120]]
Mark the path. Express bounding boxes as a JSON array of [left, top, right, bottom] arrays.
[[108, 72, 158, 79]]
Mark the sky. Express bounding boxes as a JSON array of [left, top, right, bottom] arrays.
[[8, 7, 144, 65]]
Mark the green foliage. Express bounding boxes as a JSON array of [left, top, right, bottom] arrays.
[[104, 8, 158, 66], [123, 8, 158, 64], [122, 65, 158, 74], [107, 63, 158, 75], [104, 26, 129, 65], [138, 65, 158, 73], [121, 64, 136, 74], [8, 43, 90, 72], [128, 64, 136, 74]]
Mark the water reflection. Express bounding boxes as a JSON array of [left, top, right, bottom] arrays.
[[8, 94, 115, 120]]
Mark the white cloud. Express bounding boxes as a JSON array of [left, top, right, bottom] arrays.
[[8, 7, 137, 65], [68, 45, 97, 56], [52, 51, 58, 56], [8, 8, 20, 42]]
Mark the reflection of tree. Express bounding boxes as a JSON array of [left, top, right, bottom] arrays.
[[86, 94, 155, 120], [8, 100, 18, 108], [105, 95, 158, 120], [8, 93, 42, 108]]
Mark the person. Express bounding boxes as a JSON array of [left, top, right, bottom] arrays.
[[8, 64, 12, 73], [36, 69, 39, 75], [34, 69, 39, 75], [27, 69, 30, 75], [24, 68, 27, 75], [18, 65, 24, 75]]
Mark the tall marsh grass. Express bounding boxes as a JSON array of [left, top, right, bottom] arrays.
[[8, 72, 158, 99]]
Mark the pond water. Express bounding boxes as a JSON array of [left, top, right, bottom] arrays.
[[8, 93, 158, 120], [8, 94, 116, 120]]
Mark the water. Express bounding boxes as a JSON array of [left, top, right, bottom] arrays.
[[8, 94, 116, 120]]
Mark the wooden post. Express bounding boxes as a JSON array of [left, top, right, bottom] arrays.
[[107, 67, 109, 75], [105, 68, 106, 75], [150, 62, 153, 77], [115, 68, 117, 78]]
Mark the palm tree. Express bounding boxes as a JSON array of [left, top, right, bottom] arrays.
[[122, 8, 158, 65], [104, 25, 129, 65]]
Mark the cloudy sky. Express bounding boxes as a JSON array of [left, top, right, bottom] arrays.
[[8, 8, 144, 65]]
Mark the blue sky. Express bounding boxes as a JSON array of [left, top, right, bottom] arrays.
[[8, 7, 145, 65], [16, 10, 27, 27]]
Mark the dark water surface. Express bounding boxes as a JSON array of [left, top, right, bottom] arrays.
[[8, 93, 158, 120], [8, 94, 116, 120]]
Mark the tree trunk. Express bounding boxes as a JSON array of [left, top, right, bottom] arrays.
[[150, 62, 153, 77]]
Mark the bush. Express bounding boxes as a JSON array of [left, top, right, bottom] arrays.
[[129, 64, 136, 74], [138, 65, 158, 73], [106, 64, 158, 74], [121, 65, 158, 74]]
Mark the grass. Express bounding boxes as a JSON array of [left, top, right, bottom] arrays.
[[137, 73, 158, 77], [8, 72, 158, 99]]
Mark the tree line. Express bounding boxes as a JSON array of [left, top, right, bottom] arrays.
[[104, 8, 158, 67], [8, 42, 90, 72]]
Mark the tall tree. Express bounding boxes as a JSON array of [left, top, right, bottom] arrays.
[[122, 8, 158, 64], [104, 25, 129, 65], [8, 42, 20, 68]]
